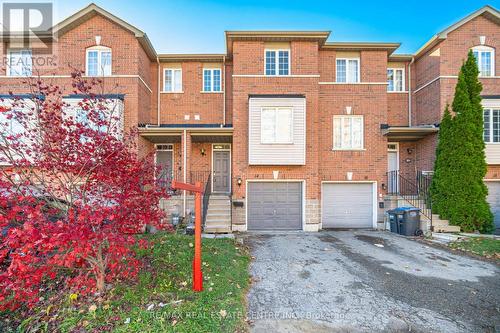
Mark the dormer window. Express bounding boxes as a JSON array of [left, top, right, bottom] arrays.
[[472, 46, 494, 77], [86, 46, 112, 76]]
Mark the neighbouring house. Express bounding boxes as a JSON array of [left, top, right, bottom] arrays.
[[0, 4, 499, 233]]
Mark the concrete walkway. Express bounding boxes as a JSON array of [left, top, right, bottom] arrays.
[[244, 230, 500, 333]]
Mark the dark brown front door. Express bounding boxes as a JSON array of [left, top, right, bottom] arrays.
[[213, 150, 230, 192]]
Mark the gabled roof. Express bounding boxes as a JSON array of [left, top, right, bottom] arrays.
[[52, 3, 156, 59], [415, 5, 500, 58]]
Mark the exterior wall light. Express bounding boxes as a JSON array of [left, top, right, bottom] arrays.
[[237, 177, 242, 186], [200, 148, 206, 156]]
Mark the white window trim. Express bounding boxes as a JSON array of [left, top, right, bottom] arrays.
[[7, 49, 32, 77], [472, 45, 495, 77], [163, 68, 183, 93], [85, 46, 112, 77], [332, 115, 365, 150], [264, 49, 291, 76], [336, 58, 360, 83], [387, 68, 405, 92], [484, 108, 500, 144], [260, 106, 294, 144], [202, 68, 222, 92]]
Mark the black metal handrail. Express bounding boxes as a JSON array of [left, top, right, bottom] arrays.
[[202, 172, 211, 228], [387, 170, 433, 223]]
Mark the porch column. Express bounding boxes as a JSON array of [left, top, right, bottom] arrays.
[[181, 130, 192, 216]]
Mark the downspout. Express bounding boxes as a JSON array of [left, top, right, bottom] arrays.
[[183, 129, 187, 217], [157, 57, 161, 125], [223, 55, 226, 125], [408, 57, 415, 127]]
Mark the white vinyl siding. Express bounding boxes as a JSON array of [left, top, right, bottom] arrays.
[[483, 100, 500, 164], [472, 46, 494, 77], [164, 69, 182, 92], [7, 50, 32, 77], [86, 48, 112, 76], [249, 97, 305, 165], [336, 58, 360, 83], [333, 115, 364, 150], [265, 49, 290, 76], [203, 68, 221, 92], [261, 107, 293, 144], [387, 68, 404, 91]]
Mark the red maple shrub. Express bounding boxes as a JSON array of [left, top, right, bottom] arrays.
[[0, 71, 170, 310]]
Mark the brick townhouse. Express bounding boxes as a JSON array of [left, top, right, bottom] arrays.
[[1, 4, 499, 233]]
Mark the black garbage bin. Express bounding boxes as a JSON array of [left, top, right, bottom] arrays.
[[387, 208, 404, 234], [387, 207, 421, 236]]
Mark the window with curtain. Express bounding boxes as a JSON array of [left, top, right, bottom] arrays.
[[472, 46, 495, 77], [484, 109, 500, 143], [8, 50, 32, 77], [387, 68, 404, 91], [86, 47, 112, 76], [261, 107, 293, 144], [203, 68, 222, 92], [164, 69, 182, 92], [336, 59, 360, 83], [333, 115, 364, 149]]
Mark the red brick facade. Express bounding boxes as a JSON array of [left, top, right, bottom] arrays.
[[1, 4, 498, 231]]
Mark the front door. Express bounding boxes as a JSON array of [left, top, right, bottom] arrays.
[[387, 143, 399, 193], [156, 145, 173, 190], [212, 146, 230, 193]]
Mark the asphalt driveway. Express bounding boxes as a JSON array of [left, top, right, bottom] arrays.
[[244, 230, 500, 333]]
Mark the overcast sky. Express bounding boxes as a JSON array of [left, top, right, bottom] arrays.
[[50, 0, 500, 54]]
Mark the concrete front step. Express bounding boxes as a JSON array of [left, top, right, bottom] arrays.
[[204, 227, 231, 233], [433, 225, 461, 233]]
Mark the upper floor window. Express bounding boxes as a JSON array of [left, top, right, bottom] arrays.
[[387, 68, 404, 92], [86, 47, 112, 76], [203, 68, 222, 92], [261, 107, 293, 144], [472, 46, 495, 77], [333, 115, 364, 150], [336, 58, 359, 83], [484, 108, 499, 143], [265, 50, 289, 76], [7, 49, 32, 77], [164, 68, 182, 92]]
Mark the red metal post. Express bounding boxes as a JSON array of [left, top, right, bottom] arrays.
[[193, 182, 203, 291], [170, 180, 204, 292]]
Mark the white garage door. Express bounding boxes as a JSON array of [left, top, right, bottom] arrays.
[[486, 181, 500, 234], [322, 183, 375, 228]]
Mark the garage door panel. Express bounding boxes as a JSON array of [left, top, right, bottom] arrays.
[[248, 182, 302, 230], [486, 182, 500, 234], [322, 183, 374, 229]]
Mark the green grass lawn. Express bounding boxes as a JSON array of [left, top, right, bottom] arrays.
[[449, 237, 500, 259], [1, 233, 251, 333]]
